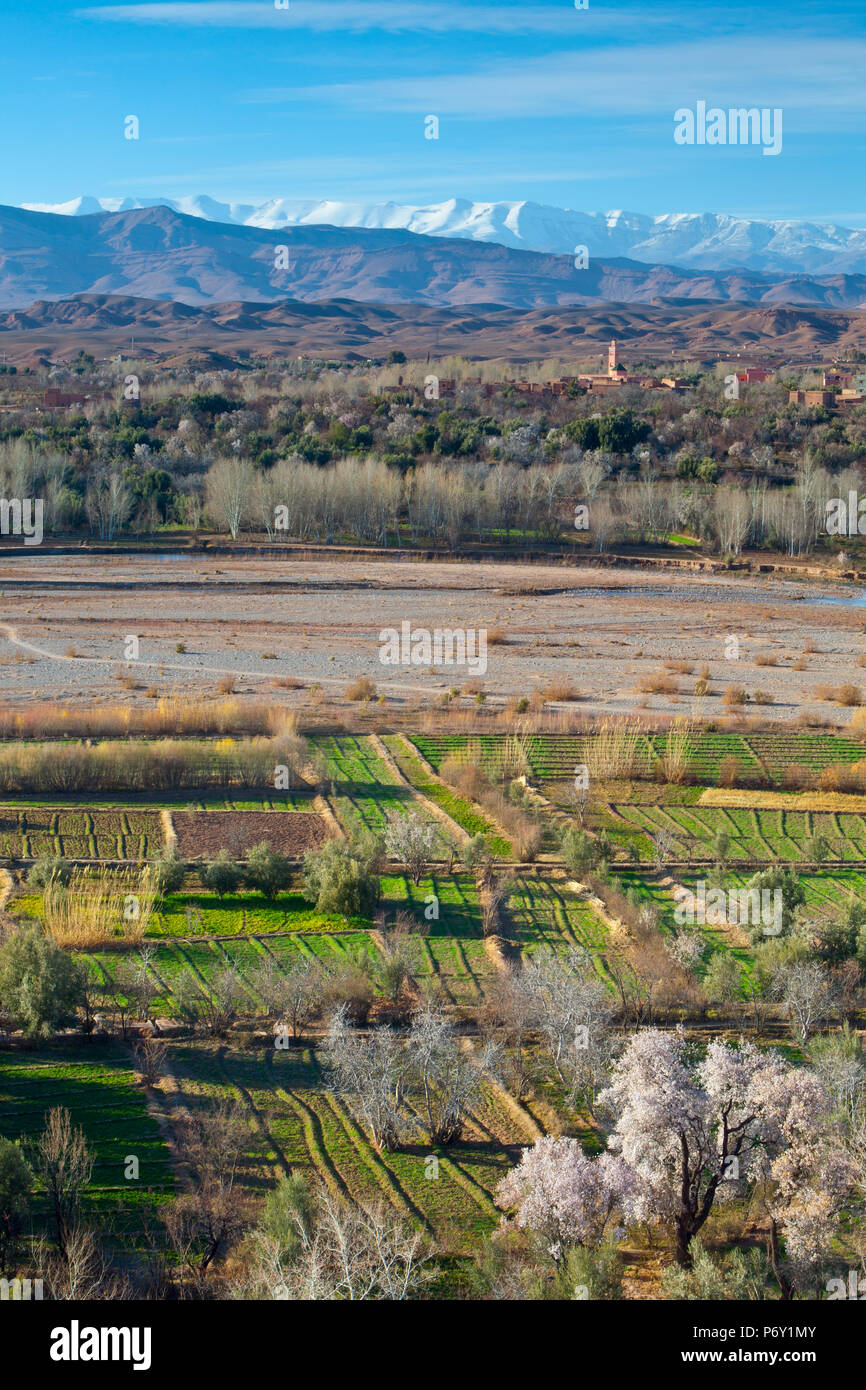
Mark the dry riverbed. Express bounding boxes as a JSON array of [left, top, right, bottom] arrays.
[[0, 554, 863, 723]]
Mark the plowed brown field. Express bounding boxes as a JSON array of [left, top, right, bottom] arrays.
[[171, 810, 330, 860]]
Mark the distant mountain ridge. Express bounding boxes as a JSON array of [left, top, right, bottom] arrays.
[[2, 203, 866, 313], [20, 195, 866, 277], [3, 292, 866, 369]]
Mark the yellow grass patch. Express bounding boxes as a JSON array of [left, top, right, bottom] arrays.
[[698, 787, 866, 813]]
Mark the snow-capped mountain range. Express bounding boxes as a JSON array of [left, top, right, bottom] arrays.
[[20, 195, 866, 277]]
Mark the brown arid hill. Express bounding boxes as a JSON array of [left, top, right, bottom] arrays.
[[3, 203, 866, 312], [2, 292, 866, 367]]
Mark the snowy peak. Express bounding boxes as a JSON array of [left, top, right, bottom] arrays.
[[18, 195, 866, 276]]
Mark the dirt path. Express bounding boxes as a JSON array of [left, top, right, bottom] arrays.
[[130, 1047, 193, 1192], [0, 619, 482, 702], [386, 733, 469, 839]]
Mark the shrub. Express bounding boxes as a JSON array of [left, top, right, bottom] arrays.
[[541, 678, 582, 702], [722, 686, 747, 707], [559, 825, 600, 876], [27, 857, 72, 890], [0, 1137, 32, 1273], [202, 850, 242, 898], [461, 834, 490, 874], [245, 843, 292, 897], [302, 840, 379, 920], [637, 672, 679, 695], [0, 923, 84, 1038], [718, 755, 742, 788], [703, 952, 742, 1005], [848, 707, 866, 740], [346, 677, 377, 702], [150, 849, 185, 895]]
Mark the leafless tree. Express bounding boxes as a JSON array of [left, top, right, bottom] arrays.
[[517, 947, 616, 1109], [773, 960, 839, 1043], [163, 1101, 249, 1282], [651, 827, 677, 871], [36, 1226, 130, 1301], [37, 1107, 94, 1261], [384, 812, 438, 885], [480, 871, 515, 937], [85, 468, 133, 540], [323, 1008, 407, 1151], [204, 456, 255, 539], [134, 1035, 168, 1088], [174, 963, 245, 1036], [236, 1181, 432, 1301], [250, 955, 326, 1041], [407, 1003, 498, 1145]]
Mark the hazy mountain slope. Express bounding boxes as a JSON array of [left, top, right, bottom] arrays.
[[3, 204, 866, 313], [20, 196, 866, 276]]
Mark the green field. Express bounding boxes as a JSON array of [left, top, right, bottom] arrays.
[[595, 802, 866, 862], [161, 1040, 528, 1248], [0, 1047, 175, 1246]]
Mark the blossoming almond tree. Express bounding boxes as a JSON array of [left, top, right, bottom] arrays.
[[600, 1029, 851, 1272], [496, 1136, 638, 1259]]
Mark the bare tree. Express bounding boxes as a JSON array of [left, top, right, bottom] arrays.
[[85, 468, 133, 541], [37, 1107, 94, 1261], [204, 456, 255, 539], [134, 1035, 168, 1087], [518, 948, 616, 1110], [236, 1179, 432, 1301], [651, 827, 676, 871], [163, 1101, 249, 1282], [174, 963, 245, 1036], [772, 960, 839, 1043], [251, 955, 326, 1041], [323, 1008, 407, 1151], [384, 813, 438, 886], [479, 870, 515, 937], [407, 1003, 498, 1145], [36, 1226, 130, 1301]]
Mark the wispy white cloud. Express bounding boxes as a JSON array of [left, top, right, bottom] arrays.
[[244, 38, 866, 121], [77, 0, 677, 35]]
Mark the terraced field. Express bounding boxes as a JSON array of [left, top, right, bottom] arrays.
[[721, 866, 866, 919], [165, 1040, 531, 1248], [597, 803, 866, 862], [0, 807, 165, 860], [9, 726, 866, 1283], [409, 731, 866, 788], [384, 735, 511, 855], [506, 873, 613, 983], [612, 869, 755, 985], [78, 874, 486, 1008], [84, 932, 378, 1018], [0, 1047, 175, 1245], [316, 734, 424, 842]]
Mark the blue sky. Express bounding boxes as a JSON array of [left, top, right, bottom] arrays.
[[3, 0, 866, 222]]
